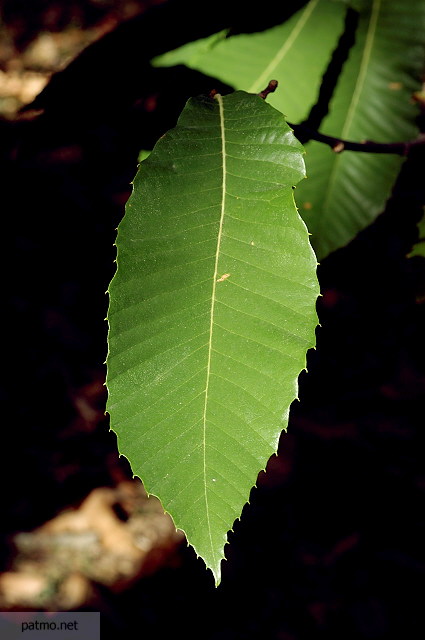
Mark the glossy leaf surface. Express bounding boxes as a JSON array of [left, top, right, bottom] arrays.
[[152, 0, 346, 123], [297, 0, 425, 259], [107, 91, 319, 584]]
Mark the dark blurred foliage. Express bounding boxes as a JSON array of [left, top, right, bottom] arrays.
[[1, 0, 424, 638], [0, 0, 161, 50]]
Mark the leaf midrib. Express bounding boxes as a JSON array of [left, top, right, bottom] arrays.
[[201, 93, 227, 565], [320, 0, 381, 226], [340, 0, 381, 139], [247, 0, 320, 93]]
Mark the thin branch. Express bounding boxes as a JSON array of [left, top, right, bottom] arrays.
[[289, 122, 425, 156], [258, 80, 278, 100]]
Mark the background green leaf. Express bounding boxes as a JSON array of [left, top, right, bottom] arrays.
[[137, 149, 152, 163], [296, 0, 425, 259], [408, 208, 425, 259], [331, 0, 371, 10], [107, 91, 319, 584], [152, 0, 346, 123]]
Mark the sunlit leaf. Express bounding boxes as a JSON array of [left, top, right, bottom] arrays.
[[107, 91, 319, 584], [296, 0, 425, 259]]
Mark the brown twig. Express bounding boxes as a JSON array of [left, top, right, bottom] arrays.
[[289, 123, 425, 156], [258, 80, 278, 100]]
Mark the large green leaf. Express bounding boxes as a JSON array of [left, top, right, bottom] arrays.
[[152, 0, 346, 123], [107, 91, 319, 584], [296, 0, 425, 259]]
